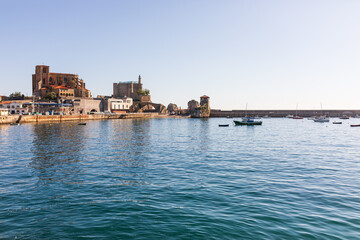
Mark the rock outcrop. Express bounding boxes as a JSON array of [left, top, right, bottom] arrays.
[[167, 103, 178, 113], [187, 100, 200, 115]]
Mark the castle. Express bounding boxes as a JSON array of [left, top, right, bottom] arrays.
[[113, 75, 151, 102], [32, 65, 91, 99]]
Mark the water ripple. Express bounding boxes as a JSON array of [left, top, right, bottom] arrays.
[[1, 119, 360, 239]]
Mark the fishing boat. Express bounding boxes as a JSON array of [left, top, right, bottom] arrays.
[[78, 123, 87, 125], [333, 121, 342, 124], [313, 116, 329, 123], [313, 103, 329, 122], [350, 124, 360, 127], [234, 117, 262, 126], [10, 123, 20, 126], [218, 124, 229, 127]]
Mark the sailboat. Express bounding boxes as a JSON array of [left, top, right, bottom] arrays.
[[313, 103, 329, 122], [234, 103, 262, 126], [293, 104, 303, 119]]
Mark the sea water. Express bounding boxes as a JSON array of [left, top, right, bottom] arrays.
[[1, 118, 360, 239]]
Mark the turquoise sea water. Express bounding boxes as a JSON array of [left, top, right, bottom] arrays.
[[1, 118, 360, 239]]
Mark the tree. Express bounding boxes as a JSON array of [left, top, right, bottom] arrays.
[[45, 92, 57, 100], [138, 89, 150, 96], [9, 92, 22, 98]]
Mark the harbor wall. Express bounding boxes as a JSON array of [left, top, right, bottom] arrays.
[[0, 114, 121, 124], [0, 113, 180, 124], [210, 109, 360, 118]]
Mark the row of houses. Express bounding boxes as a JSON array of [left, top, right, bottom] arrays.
[[0, 101, 28, 115], [0, 96, 133, 115]]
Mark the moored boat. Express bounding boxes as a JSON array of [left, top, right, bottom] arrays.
[[292, 116, 303, 119], [313, 116, 329, 123], [219, 124, 229, 127], [333, 121, 342, 124], [10, 123, 20, 126], [78, 123, 87, 125], [234, 117, 262, 126], [350, 124, 360, 127]]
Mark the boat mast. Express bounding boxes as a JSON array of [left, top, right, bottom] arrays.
[[245, 102, 248, 117]]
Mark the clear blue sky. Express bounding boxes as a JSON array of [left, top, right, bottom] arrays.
[[1, 0, 360, 110]]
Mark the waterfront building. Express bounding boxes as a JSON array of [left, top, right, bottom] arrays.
[[0, 101, 28, 115], [32, 65, 91, 99], [63, 98, 101, 114], [113, 75, 151, 102], [110, 97, 133, 113], [98, 97, 133, 113], [24, 102, 72, 115], [24, 98, 101, 115], [0, 108, 9, 116]]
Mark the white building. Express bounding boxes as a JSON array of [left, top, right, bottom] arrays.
[[108, 97, 133, 113], [0, 101, 28, 115], [0, 108, 9, 116]]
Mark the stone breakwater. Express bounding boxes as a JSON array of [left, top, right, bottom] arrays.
[[210, 109, 360, 118], [0, 113, 178, 125]]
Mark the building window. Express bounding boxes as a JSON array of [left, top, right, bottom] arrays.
[[43, 68, 46, 73], [64, 77, 68, 82], [42, 78, 45, 84]]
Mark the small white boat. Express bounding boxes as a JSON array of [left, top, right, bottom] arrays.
[[286, 114, 294, 118]]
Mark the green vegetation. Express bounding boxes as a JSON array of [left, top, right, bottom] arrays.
[[45, 92, 57, 100], [138, 89, 150, 96], [9, 92, 22, 98]]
